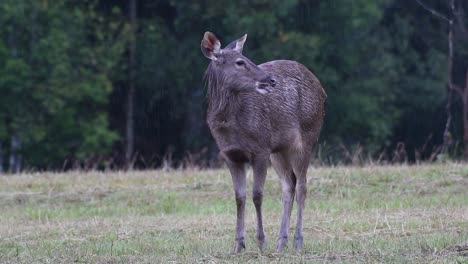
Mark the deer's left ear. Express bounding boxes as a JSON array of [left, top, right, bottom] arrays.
[[201, 31, 221, 60], [226, 34, 247, 53]]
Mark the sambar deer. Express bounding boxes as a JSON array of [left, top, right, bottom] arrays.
[[201, 32, 326, 253]]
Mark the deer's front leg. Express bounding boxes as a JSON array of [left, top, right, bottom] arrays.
[[252, 157, 269, 252], [227, 162, 247, 253]]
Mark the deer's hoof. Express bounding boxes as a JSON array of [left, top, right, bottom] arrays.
[[232, 240, 246, 254], [257, 237, 267, 252], [293, 235, 303, 251], [276, 237, 288, 252]]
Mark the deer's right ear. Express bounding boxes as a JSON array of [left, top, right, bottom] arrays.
[[201, 32, 221, 60]]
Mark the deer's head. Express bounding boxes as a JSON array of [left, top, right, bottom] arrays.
[[201, 32, 276, 94]]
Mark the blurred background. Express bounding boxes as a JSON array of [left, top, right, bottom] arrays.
[[0, 0, 467, 171]]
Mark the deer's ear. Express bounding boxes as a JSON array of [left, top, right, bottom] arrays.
[[201, 32, 221, 60], [226, 34, 247, 53]]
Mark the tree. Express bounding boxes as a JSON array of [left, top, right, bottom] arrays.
[[416, 0, 468, 159], [125, 0, 137, 168], [0, 0, 127, 170]]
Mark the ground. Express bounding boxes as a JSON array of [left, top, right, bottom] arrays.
[[0, 163, 467, 263]]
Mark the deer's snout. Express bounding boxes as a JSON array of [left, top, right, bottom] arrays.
[[260, 76, 276, 87], [269, 78, 276, 87], [256, 75, 276, 94]]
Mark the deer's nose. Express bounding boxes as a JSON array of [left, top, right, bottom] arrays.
[[261, 76, 276, 87], [269, 78, 276, 87]]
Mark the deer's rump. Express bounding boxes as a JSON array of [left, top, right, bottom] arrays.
[[259, 60, 326, 149]]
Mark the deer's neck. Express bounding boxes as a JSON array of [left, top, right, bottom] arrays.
[[205, 65, 245, 125], [207, 88, 241, 122]]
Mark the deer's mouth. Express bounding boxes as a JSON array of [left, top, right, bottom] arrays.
[[255, 82, 273, 94]]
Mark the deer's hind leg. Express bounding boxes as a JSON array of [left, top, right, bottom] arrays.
[[271, 152, 296, 252], [291, 149, 312, 251]]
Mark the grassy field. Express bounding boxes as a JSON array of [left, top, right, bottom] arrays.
[[0, 164, 467, 263]]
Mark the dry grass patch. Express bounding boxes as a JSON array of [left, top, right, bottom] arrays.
[[0, 163, 467, 263]]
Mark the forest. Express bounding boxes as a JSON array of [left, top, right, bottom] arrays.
[[1, 0, 468, 171]]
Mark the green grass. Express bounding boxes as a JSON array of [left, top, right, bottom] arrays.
[[0, 164, 467, 263]]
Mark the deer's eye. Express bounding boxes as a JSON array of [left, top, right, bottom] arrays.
[[235, 59, 246, 66]]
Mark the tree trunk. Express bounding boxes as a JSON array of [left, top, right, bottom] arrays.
[[9, 134, 21, 173], [0, 142, 3, 173], [463, 70, 468, 160], [125, 0, 137, 169], [441, 0, 455, 155]]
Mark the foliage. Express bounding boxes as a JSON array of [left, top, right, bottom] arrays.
[[0, 0, 126, 168], [0, 0, 467, 169]]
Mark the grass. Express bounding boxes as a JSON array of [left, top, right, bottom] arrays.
[[0, 164, 467, 263]]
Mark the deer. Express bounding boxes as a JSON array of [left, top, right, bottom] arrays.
[[201, 31, 326, 253]]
